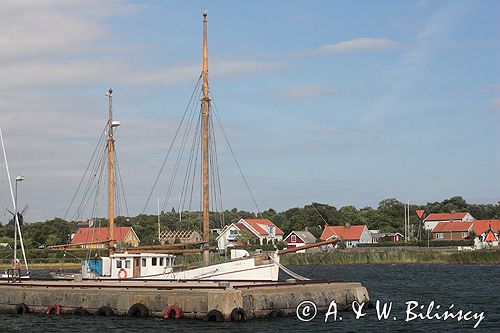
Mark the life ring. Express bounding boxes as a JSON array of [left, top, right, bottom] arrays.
[[163, 305, 183, 319], [127, 303, 149, 318], [46, 304, 61, 315], [230, 307, 246, 321], [12, 259, 21, 270], [117, 268, 127, 279], [14, 303, 29, 315], [205, 309, 224, 322]]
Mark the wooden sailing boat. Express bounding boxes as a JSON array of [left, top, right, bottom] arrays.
[[74, 12, 335, 281]]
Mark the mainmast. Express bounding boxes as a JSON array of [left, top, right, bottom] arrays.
[[201, 11, 210, 264], [106, 88, 119, 255]]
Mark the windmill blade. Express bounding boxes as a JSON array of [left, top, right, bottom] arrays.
[[6, 208, 14, 216], [20, 204, 29, 215]]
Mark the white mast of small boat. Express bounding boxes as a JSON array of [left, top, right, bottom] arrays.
[[0, 128, 29, 275]]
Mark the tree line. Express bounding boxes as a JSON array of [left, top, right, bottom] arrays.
[[1, 196, 499, 249]]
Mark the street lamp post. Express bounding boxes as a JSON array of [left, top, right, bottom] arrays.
[[14, 176, 24, 264]]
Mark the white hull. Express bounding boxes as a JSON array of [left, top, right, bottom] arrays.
[[82, 252, 280, 281]]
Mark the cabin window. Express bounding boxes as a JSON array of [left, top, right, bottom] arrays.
[[160, 257, 164, 266], [125, 260, 131, 269], [152, 257, 157, 266], [116, 260, 122, 269], [291, 235, 297, 243], [141, 258, 147, 267]]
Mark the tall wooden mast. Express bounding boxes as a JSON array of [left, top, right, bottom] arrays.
[[201, 11, 210, 264], [106, 88, 115, 255]]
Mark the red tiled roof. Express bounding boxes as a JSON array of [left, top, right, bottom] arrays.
[[432, 222, 473, 232], [239, 219, 284, 236], [71, 227, 133, 244], [471, 220, 500, 235], [424, 212, 469, 222], [320, 224, 367, 241]]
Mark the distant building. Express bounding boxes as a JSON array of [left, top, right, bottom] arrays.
[[423, 212, 475, 230], [159, 230, 202, 245], [320, 224, 371, 248], [432, 222, 473, 240], [216, 218, 284, 250], [471, 220, 500, 248], [284, 230, 317, 252], [71, 227, 140, 249]]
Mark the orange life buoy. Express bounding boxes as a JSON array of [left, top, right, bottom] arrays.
[[12, 259, 21, 270], [163, 305, 182, 319], [46, 304, 61, 315], [118, 268, 127, 279]]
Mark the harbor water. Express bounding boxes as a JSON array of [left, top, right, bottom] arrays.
[[0, 263, 498, 332]]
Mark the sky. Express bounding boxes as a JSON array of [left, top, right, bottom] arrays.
[[0, 0, 499, 222]]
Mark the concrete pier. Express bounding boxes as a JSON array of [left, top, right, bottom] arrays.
[[0, 279, 369, 320]]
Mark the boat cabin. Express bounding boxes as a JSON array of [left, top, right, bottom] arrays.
[[82, 253, 176, 279]]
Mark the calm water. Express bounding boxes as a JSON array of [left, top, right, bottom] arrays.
[[1, 264, 498, 332]]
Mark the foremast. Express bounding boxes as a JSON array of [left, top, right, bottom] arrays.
[[201, 11, 210, 265]]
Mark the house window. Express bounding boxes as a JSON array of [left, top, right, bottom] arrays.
[[436, 233, 444, 239], [152, 257, 157, 266], [141, 258, 147, 267], [125, 260, 131, 269], [229, 230, 238, 235], [160, 257, 164, 266], [291, 235, 297, 243], [462, 232, 468, 238], [116, 260, 122, 269]]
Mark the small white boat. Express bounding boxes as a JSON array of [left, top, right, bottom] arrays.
[[0, 129, 30, 280]]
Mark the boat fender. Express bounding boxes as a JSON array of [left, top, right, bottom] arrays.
[[163, 305, 183, 319], [72, 307, 89, 316], [205, 309, 224, 322], [117, 268, 127, 279], [230, 307, 246, 321], [14, 303, 29, 315], [127, 303, 149, 318], [268, 309, 285, 317], [95, 306, 114, 317], [46, 304, 61, 315]]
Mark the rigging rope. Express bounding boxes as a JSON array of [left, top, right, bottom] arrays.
[[143, 74, 203, 213], [64, 124, 108, 220], [210, 97, 263, 218]]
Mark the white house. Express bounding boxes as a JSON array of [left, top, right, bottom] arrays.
[[216, 219, 284, 250], [423, 212, 475, 231]]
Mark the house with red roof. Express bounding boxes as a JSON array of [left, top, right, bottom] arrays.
[[71, 227, 140, 249], [320, 223, 371, 248], [432, 222, 474, 240], [423, 212, 475, 230], [216, 219, 284, 250], [471, 220, 500, 248]]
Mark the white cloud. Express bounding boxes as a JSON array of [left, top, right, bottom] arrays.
[[318, 38, 399, 54]]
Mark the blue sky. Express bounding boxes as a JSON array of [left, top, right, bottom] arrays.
[[0, 0, 499, 221]]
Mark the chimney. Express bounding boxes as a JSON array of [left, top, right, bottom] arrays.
[[345, 223, 350, 229]]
